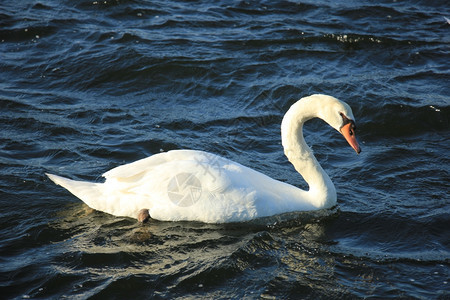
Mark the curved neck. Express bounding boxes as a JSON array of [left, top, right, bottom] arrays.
[[281, 99, 336, 208]]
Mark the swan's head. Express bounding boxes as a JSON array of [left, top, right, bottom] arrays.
[[312, 94, 362, 154]]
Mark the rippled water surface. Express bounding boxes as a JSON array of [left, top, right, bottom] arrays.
[[1, 0, 449, 298]]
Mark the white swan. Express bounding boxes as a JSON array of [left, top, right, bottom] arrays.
[[46, 94, 361, 223]]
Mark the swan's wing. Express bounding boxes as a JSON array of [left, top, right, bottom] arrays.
[[118, 150, 235, 194], [102, 149, 209, 181], [98, 149, 247, 222], [102, 149, 237, 197], [67, 150, 237, 220], [122, 152, 258, 222]]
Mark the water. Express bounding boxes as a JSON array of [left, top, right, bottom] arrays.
[[1, 0, 449, 298]]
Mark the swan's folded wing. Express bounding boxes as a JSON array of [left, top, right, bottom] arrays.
[[102, 149, 206, 181], [103, 152, 169, 180]]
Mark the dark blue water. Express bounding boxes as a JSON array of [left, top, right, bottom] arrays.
[[1, 0, 449, 298]]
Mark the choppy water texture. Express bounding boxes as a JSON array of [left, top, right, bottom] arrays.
[[1, 0, 449, 299]]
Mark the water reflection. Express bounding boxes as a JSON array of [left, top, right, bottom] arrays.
[[45, 204, 352, 297]]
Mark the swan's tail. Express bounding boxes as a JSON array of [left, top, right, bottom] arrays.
[[46, 173, 104, 211]]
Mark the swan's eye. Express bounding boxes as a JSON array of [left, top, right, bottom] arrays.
[[340, 113, 357, 136], [349, 124, 356, 136]]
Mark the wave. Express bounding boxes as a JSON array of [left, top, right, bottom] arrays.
[[1, 1, 448, 299], [360, 103, 449, 138]]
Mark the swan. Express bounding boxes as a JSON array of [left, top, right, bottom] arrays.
[[46, 94, 361, 223]]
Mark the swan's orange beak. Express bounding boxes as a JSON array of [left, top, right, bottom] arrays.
[[340, 123, 361, 154]]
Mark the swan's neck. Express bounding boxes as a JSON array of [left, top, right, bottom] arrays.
[[281, 99, 337, 208]]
